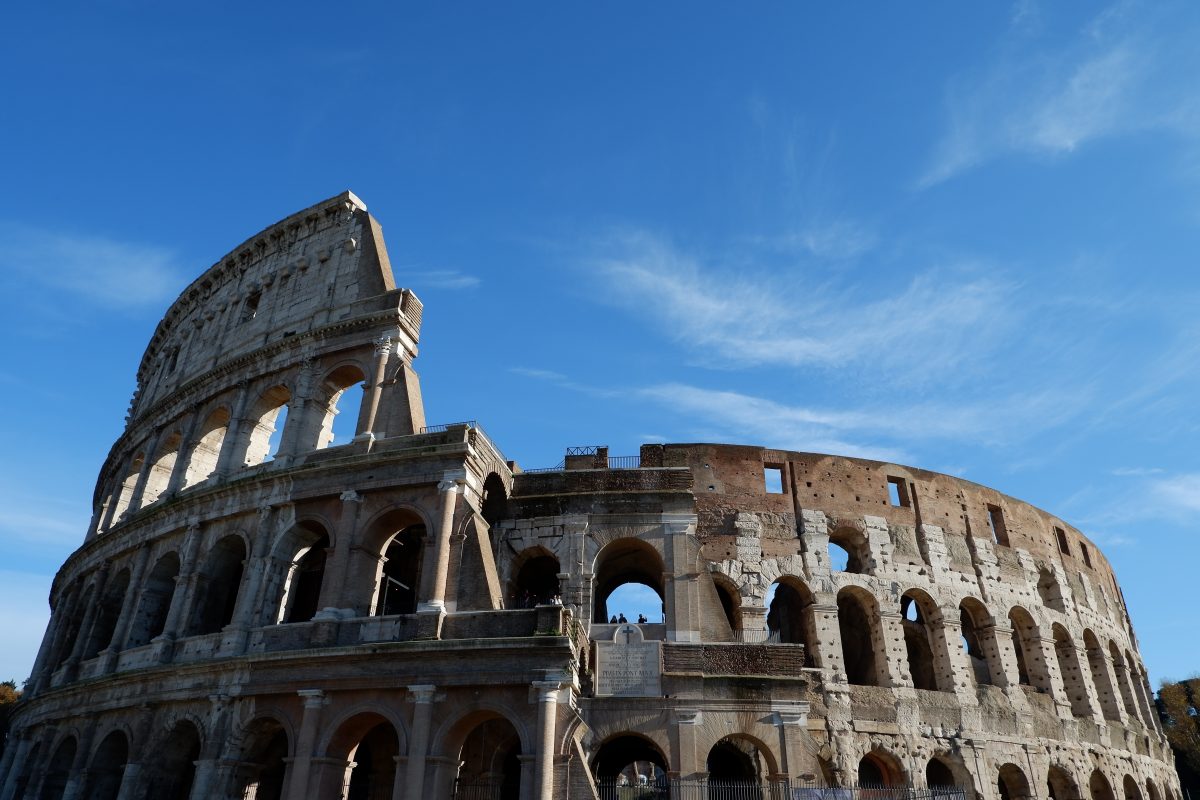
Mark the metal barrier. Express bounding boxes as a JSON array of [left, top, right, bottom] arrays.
[[607, 455, 642, 469]]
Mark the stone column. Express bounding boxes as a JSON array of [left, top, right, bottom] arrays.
[[1031, 635, 1070, 712], [674, 709, 703, 780], [316, 490, 364, 616], [401, 685, 436, 800], [810, 600, 844, 675], [126, 427, 164, 514], [664, 517, 699, 642], [154, 521, 204, 659], [991, 624, 1021, 690], [60, 722, 97, 800], [228, 506, 280, 632], [775, 706, 813, 780], [419, 473, 465, 614], [285, 689, 327, 798], [533, 681, 562, 800], [358, 333, 393, 442], [0, 730, 31, 800], [162, 406, 202, 499], [100, 544, 152, 672], [65, 564, 112, 676], [215, 381, 252, 478], [877, 610, 909, 689], [187, 694, 230, 800]]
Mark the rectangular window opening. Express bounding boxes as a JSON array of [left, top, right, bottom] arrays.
[[986, 504, 1009, 547], [764, 465, 784, 494], [1079, 541, 1093, 568], [1054, 526, 1070, 555], [241, 291, 261, 323], [886, 476, 910, 507]]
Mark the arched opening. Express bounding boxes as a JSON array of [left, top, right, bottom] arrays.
[[1129, 656, 1156, 726], [1038, 567, 1067, 613], [1090, 770, 1117, 800], [38, 736, 76, 800], [481, 473, 509, 528], [767, 577, 816, 654], [1053, 623, 1091, 717], [342, 720, 400, 800], [83, 568, 131, 659], [901, 590, 944, 691], [926, 757, 957, 788], [714, 575, 742, 636], [998, 764, 1032, 800], [708, 736, 772, 797], [187, 535, 246, 636], [232, 719, 290, 800], [592, 538, 665, 624], [1008, 607, 1038, 688], [1083, 630, 1120, 720], [1146, 779, 1161, 800], [375, 524, 426, 616], [10, 742, 39, 799], [50, 585, 90, 671], [592, 734, 669, 795], [109, 451, 146, 523], [838, 588, 883, 687], [315, 365, 368, 449], [858, 751, 904, 786], [143, 720, 201, 800], [83, 730, 129, 800], [959, 598, 995, 686], [452, 716, 522, 800], [182, 407, 230, 488], [508, 547, 560, 608], [142, 431, 183, 506], [828, 527, 869, 573], [1123, 776, 1144, 800], [126, 552, 180, 648], [279, 530, 330, 624], [244, 385, 292, 465], [1047, 765, 1077, 800], [1109, 641, 1140, 720]]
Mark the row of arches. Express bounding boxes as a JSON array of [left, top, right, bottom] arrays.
[[99, 364, 368, 534]]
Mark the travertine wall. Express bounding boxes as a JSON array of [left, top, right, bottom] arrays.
[[0, 195, 1179, 800]]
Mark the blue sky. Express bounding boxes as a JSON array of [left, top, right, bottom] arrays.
[[2, 1, 1198, 687]]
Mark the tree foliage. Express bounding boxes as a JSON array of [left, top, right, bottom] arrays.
[[0, 679, 19, 759], [1158, 676, 1200, 792]]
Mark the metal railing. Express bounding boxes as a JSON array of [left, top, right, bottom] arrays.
[[608, 455, 641, 469], [594, 782, 967, 800], [521, 455, 641, 473], [733, 629, 782, 643], [419, 420, 479, 434]]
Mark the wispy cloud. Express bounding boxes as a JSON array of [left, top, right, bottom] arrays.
[[1149, 473, 1200, 515], [748, 219, 877, 261], [404, 269, 480, 290], [0, 223, 188, 308], [919, 3, 1200, 187], [1110, 466, 1164, 477]]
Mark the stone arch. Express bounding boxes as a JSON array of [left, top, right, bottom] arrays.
[[1083, 630, 1121, 721], [1108, 641, 1140, 721], [108, 449, 147, 524], [591, 732, 670, 785], [433, 702, 533, 761], [241, 383, 292, 465], [838, 586, 885, 687], [272, 520, 331, 624], [182, 405, 231, 488], [858, 749, 906, 786], [1038, 566, 1067, 613], [926, 752, 973, 793], [1052, 623, 1092, 717], [1146, 778, 1161, 800], [83, 567, 131, 659], [1047, 765, 1079, 800], [313, 362, 369, 449], [438, 709, 526, 800], [829, 524, 870, 574], [320, 711, 402, 800], [363, 507, 429, 616], [1124, 775, 1144, 800], [37, 734, 77, 800], [1090, 770, 1117, 800], [767, 575, 817, 655], [592, 537, 666, 624], [126, 551, 181, 648], [142, 428, 184, 506], [141, 719, 203, 800], [50, 583, 91, 671], [1007, 606, 1042, 689], [707, 732, 779, 786], [186, 533, 247, 636], [508, 545, 560, 608], [901, 588, 949, 691], [83, 729, 129, 800], [998, 763, 1033, 800], [230, 716, 292, 800], [960, 597, 999, 687], [713, 572, 743, 635], [481, 472, 509, 528]]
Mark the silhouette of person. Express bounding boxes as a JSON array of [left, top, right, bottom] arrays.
[[637, 613, 647, 624], [610, 615, 618, 624], [618, 613, 628, 623]]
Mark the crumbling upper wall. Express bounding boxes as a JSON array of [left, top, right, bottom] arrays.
[[128, 191, 420, 422]]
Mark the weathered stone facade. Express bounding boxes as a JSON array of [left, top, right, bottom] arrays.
[[0, 193, 1180, 800]]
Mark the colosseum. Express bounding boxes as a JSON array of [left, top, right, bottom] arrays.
[[0, 192, 1181, 800]]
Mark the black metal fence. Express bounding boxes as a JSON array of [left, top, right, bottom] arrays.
[[591, 781, 967, 800]]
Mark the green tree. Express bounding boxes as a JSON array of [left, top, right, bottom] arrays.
[[0, 679, 20, 759], [1157, 676, 1200, 795]]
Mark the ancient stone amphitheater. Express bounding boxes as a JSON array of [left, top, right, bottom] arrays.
[[0, 193, 1180, 800]]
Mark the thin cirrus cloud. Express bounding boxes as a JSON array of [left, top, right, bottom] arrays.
[[403, 269, 480, 290], [0, 223, 187, 309], [588, 229, 1017, 386], [917, 3, 1200, 188]]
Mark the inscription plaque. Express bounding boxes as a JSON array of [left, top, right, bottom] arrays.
[[595, 624, 662, 697]]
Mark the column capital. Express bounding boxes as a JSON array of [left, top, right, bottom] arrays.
[[339, 489, 363, 504], [407, 684, 437, 703], [297, 689, 326, 708], [374, 334, 393, 357], [675, 708, 703, 725], [532, 681, 563, 702]]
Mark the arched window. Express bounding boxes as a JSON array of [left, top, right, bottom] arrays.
[[1124, 775, 1144, 800], [49, 584, 88, 671], [142, 430, 183, 506], [926, 757, 957, 789], [182, 407, 231, 488], [143, 721, 201, 800], [279, 533, 329, 624], [314, 366, 367, 449], [713, 574, 742, 637], [959, 598, 997, 686], [452, 716, 523, 800], [901, 590, 947, 691], [1090, 770, 1117, 800], [187, 535, 246, 636], [109, 451, 146, 523], [1038, 567, 1067, 613], [233, 719, 289, 800], [481, 473, 509, 527], [592, 538, 665, 624], [1052, 623, 1092, 717], [708, 735, 774, 792], [243, 385, 292, 465], [1083, 630, 1121, 721], [83, 568, 131, 659], [39, 736, 77, 800], [341, 720, 400, 800], [126, 553, 180, 648], [1047, 765, 1078, 800], [508, 547, 560, 608], [766, 577, 817, 656], [828, 526, 869, 573], [377, 525, 425, 616], [1109, 641, 1140, 721], [859, 751, 904, 786], [998, 764, 1032, 800], [1008, 607, 1039, 688], [592, 734, 669, 793], [838, 587, 884, 687], [84, 731, 129, 800]]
